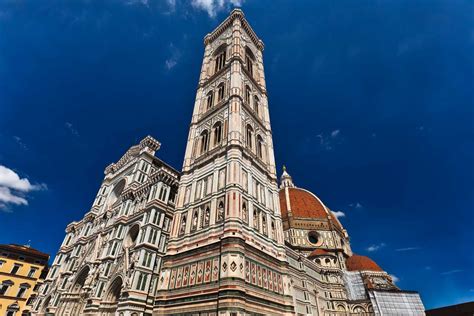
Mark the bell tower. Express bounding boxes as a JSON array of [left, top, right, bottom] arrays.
[[155, 9, 294, 315]]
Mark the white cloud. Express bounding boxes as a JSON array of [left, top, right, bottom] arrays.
[[395, 247, 420, 252], [390, 274, 400, 283], [13, 136, 28, 151], [191, 0, 243, 18], [331, 129, 340, 138], [164, 43, 181, 70], [316, 129, 342, 151], [366, 242, 386, 252], [65, 122, 79, 136], [332, 210, 345, 218], [0, 165, 46, 211], [349, 202, 363, 209], [441, 269, 463, 276]]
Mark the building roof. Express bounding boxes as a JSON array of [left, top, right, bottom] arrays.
[[307, 248, 336, 258], [346, 254, 383, 272], [279, 187, 343, 231], [0, 244, 50, 260]]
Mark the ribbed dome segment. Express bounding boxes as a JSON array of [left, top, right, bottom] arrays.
[[279, 188, 343, 231], [346, 254, 383, 272]]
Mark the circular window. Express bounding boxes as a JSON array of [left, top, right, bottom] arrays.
[[308, 231, 320, 245]]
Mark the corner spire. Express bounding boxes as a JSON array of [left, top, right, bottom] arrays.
[[280, 165, 295, 188]]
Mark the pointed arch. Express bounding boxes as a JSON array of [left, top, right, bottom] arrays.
[[200, 130, 209, 154], [212, 122, 223, 146], [254, 95, 260, 115], [256, 134, 265, 160], [217, 82, 225, 102], [245, 85, 251, 104], [72, 265, 90, 293], [246, 125, 254, 149], [104, 276, 123, 303], [206, 90, 214, 110]]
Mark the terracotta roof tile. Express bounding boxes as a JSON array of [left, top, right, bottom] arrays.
[[346, 254, 383, 272]]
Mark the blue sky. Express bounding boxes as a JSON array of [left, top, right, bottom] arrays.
[[0, 0, 473, 309]]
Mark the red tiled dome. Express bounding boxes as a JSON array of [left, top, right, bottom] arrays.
[[308, 248, 336, 258], [346, 254, 383, 272], [279, 188, 343, 230]]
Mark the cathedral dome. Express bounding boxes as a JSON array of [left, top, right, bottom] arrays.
[[279, 187, 343, 231], [346, 254, 383, 272]]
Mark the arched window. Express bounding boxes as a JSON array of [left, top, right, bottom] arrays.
[[262, 214, 267, 235], [191, 209, 199, 232], [254, 96, 259, 115], [203, 207, 210, 227], [256, 135, 264, 160], [213, 122, 222, 146], [179, 214, 187, 236], [242, 202, 248, 224], [245, 47, 255, 76], [246, 125, 253, 149], [217, 201, 225, 222], [245, 85, 251, 104], [200, 130, 209, 154], [217, 83, 225, 102], [206, 91, 214, 110], [214, 47, 226, 73]]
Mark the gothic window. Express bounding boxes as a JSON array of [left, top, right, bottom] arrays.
[[245, 85, 251, 104], [242, 201, 248, 224], [179, 214, 187, 236], [195, 180, 202, 200], [256, 135, 264, 160], [254, 96, 260, 115], [216, 200, 225, 222], [203, 206, 210, 227], [217, 83, 225, 102], [200, 130, 209, 154], [262, 213, 267, 235], [246, 125, 253, 149], [214, 48, 226, 73], [213, 122, 222, 146], [245, 48, 254, 76], [271, 220, 276, 239], [242, 170, 248, 191], [191, 209, 199, 232], [135, 272, 149, 291], [253, 209, 259, 230], [218, 168, 226, 189], [206, 91, 214, 110]]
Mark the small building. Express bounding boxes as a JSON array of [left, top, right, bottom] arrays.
[[0, 244, 49, 315]]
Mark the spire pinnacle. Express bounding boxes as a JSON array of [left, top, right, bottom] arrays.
[[280, 165, 295, 188]]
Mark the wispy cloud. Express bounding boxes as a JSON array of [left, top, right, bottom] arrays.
[[366, 242, 386, 252], [441, 269, 463, 276], [390, 274, 400, 283], [13, 136, 28, 151], [164, 43, 181, 70], [0, 165, 47, 212], [332, 210, 345, 218], [316, 129, 342, 151], [191, 0, 243, 18], [65, 122, 79, 137], [349, 202, 363, 209], [395, 247, 421, 252]]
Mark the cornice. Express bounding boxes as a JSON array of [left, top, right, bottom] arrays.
[[204, 9, 264, 51]]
